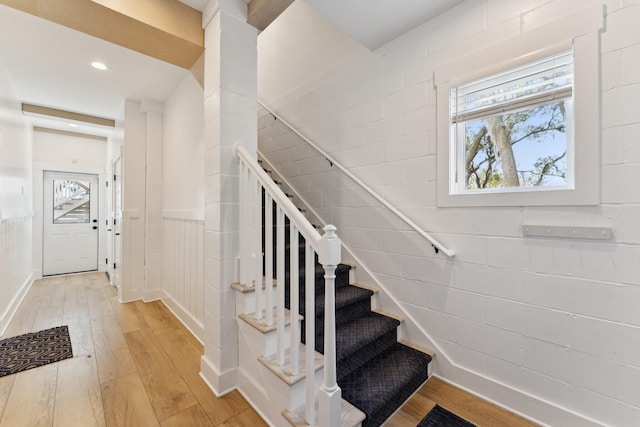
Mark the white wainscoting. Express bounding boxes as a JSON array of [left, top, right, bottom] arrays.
[[0, 214, 34, 335], [162, 215, 205, 342]]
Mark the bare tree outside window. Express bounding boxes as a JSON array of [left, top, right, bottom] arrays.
[[463, 101, 567, 191], [450, 50, 572, 194]]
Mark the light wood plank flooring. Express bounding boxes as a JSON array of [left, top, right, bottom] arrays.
[[387, 375, 539, 427], [0, 273, 265, 427], [0, 272, 538, 427]]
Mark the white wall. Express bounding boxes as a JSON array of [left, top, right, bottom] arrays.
[[257, 0, 369, 107], [0, 61, 33, 333], [161, 74, 205, 340], [163, 74, 204, 216], [32, 130, 108, 278], [258, 1, 640, 426], [33, 130, 107, 168]]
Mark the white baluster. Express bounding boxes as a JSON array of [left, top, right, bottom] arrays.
[[239, 163, 247, 290], [305, 243, 315, 425], [244, 168, 252, 293], [253, 177, 263, 320], [265, 193, 274, 326], [290, 224, 299, 375], [276, 207, 286, 365]]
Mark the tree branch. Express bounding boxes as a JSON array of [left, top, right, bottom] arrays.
[[465, 126, 488, 186], [533, 152, 567, 185], [511, 125, 565, 145]]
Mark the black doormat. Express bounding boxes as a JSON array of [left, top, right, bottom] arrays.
[[0, 326, 73, 377], [418, 404, 476, 427]]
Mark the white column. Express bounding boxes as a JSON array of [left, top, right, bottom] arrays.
[[121, 99, 164, 303], [121, 100, 146, 303], [200, 0, 258, 396]]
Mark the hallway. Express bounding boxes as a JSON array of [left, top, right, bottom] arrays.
[[0, 273, 265, 426]]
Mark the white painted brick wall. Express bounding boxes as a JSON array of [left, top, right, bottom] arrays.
[[257, 0, 640, 425]]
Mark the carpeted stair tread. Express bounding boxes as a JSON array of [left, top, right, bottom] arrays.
[[339, 342, 431, 427], [315, 285, 374, 312], [334, 312, 401, 381], [335, 312, 400, 361]]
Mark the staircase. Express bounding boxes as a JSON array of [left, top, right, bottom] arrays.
[[233, 144, 434, 427], [281, 231, 433, 426]]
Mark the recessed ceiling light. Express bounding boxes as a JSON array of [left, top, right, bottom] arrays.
[[91, 61, 108, 71]]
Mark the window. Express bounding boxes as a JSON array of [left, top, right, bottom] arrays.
[[435, 5, 603, 207], [450, 51, 573, 194], [53, 179, 91, 224]]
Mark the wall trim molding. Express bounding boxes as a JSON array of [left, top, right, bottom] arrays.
[[200, 355, 237, 397], [162, 209, 205, 221], [0, 273, 33, 336], [433, 371, 602, 427], [143, 288, 163, 303], [161, 292, 205, 343], [0, 210, 34, 221]]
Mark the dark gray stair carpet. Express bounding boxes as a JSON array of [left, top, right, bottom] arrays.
[[339, 343, 431, 427]]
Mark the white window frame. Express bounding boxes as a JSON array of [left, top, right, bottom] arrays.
[[435, 5, 603, 207]]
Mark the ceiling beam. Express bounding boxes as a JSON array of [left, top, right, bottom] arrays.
[[0, 0, 204, 69], [22, 103, 116, 127], [247, 0, 294, 31]]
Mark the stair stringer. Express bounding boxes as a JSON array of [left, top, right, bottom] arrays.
[[235, 277, 369, 427], [235, 285, 331, 427]]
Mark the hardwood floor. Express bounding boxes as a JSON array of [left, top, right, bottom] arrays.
[[386, 377, 539, 427], [0, 273, 265, 427], [0, 272, 538, 427]]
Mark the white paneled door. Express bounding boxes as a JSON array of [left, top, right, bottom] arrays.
[[112, 157, 122, 291], [43, 171, 99, 276]]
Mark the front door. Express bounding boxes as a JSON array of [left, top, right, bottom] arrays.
[[43, 171, 99, 276]]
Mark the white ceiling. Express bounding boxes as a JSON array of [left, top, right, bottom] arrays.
[[302, 0, 464, 50], [0, 4, 190, 135], [0, 0, 463, 137]]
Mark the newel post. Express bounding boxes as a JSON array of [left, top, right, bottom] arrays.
[[318, 225, 342, 427]]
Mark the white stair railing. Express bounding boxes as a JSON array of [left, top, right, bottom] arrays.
[[236, 144, 342, 427]]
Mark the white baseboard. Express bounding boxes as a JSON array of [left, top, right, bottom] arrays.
[[435, 367, 603, 427], [161, 292, 205, 343], [0, 273, 34, 336], [143, 288, 163, 303], [200, 355, 237, 397], [236, 370, 277, 427]]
